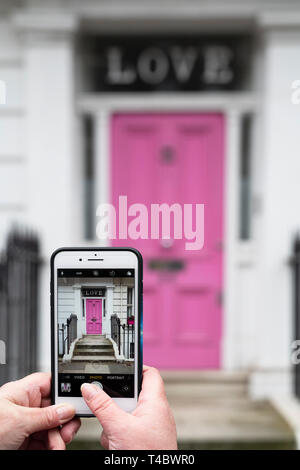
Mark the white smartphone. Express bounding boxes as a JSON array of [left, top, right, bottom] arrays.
[[51, 247, 143, 416]]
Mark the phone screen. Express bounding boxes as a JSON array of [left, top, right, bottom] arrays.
[[57, 268, 135, 398]]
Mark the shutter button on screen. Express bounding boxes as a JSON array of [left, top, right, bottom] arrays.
[[91, 381, 103, 390]]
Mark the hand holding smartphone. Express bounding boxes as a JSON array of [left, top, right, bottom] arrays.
[[51, 247, 143, 416]]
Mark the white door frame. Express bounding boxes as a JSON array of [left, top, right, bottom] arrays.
[[76, 92, 259, 370]]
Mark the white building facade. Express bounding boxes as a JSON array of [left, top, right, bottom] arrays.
[[1, 0, 300, 398]]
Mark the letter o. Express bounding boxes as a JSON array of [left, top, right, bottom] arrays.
[[137, 48, 169, 85]]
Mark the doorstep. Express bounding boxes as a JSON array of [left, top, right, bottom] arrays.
[[68, 371, 296, 450]]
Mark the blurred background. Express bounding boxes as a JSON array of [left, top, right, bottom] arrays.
[[1, 0, 300, 450]]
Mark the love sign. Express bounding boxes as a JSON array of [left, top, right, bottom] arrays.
[[81, 35, 250, 92]]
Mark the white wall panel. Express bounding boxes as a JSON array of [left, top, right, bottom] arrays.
[[0, 66, 24, 107], [0, 162, 26, 206], [0, 20, 21, 61], [0, 117, 25, 156]]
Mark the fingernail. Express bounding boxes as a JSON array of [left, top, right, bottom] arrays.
[[81, 383, 99, 400], [56, 404, 75, 420]]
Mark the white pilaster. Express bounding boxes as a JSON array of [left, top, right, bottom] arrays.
[[105, 287, 114, 337], [222, 110, 241, 369], [252, 18, 300, 396]]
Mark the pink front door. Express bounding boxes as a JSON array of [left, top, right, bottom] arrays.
[[86, 299, 102, 334], [111, 113, 224, 369]]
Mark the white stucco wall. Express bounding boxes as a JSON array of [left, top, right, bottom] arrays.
[[0, 14, 27, 248], [249, 23, 300, 397]]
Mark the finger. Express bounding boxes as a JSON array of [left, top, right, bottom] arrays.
[[139, 367, 166, 402], [24, 431, 47, 450], [30, 430, 48, 441], [14, 373, 51, 398], [41, 398, 51, 408], [0, 373, 51, 406], [0, 382, 41, 407], [100, 431, 109, 449], [26, 439, 47, 450], [60, 418, 81, 444], [81, 383, 129, 433], [48, 428, 66, 450], [21, 403, 76, 435]]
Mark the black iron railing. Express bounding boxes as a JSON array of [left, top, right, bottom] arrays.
[[67, 314, 77, 353], [58, 314, 77, 357], [111, 314, 121, 355], [58, 324, 66, 357], [110, 315, 134, 359], [122, 324, 134, 359], [0, 229, 39, 385]]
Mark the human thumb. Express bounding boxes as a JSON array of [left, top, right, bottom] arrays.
[[81, 383, 129, 433], [21, 403, 76, 435]]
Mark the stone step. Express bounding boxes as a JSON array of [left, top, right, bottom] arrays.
[[170, 399, 294, 445], [73, 349, 114, 356], [82, 335, 106, 339], [161, 370, 249, 384], [67, 371, 296, 449], [69, 397, 295, 449], [76, 340, 112, 346], [79, 339, 111, 343], [164, 383, 248, 401], [76, 344, 112, 349], [161, 371, 249, 400], [72, 355, 117, 362], [76, 344, 112, 350]]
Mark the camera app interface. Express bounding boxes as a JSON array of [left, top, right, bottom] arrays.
[[57, 268, 135, 398]]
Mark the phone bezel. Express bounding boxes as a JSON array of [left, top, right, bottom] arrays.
[[50, 247, 143, 417]]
